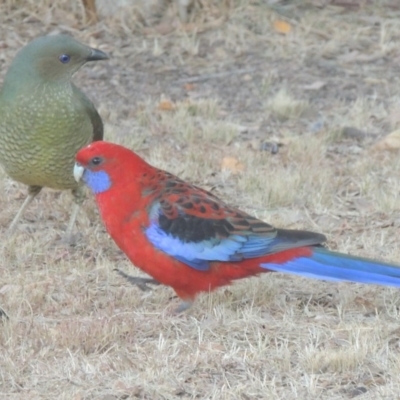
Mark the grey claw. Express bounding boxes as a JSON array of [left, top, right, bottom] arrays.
[[114, 269, 161, 292], [0, 308, 9, 320]]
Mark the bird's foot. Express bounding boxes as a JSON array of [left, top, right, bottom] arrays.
[[0, 308, 9, 321], [55, 232, 82, 247], [114, 269, 161, 292], [173, 300, 193, 314]]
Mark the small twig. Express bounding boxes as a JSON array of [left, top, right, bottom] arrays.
[[176, 67, 259, 84]]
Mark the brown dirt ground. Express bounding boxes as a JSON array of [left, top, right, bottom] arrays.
[[2, 0, 400, 399]]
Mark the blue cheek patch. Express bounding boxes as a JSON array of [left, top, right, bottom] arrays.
[[83, 170, 111, 194]]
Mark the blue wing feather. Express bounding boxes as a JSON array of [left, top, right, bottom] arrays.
[[145, 200, 324, 271], [146, 222, 261, 270]]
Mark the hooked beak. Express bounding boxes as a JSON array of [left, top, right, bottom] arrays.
[[87, 48, 109, 62], [73, 163, 85, 183]]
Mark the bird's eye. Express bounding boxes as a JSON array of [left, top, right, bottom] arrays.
[[59, 54, 71, 64], [90, 157, 103, 166]]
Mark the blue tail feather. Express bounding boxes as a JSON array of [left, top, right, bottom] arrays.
[[262, 247, 400, 288]]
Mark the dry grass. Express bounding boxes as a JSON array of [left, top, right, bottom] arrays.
[[2, 0, 400, 398]]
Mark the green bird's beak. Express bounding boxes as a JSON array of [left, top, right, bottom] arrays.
[[87, 48, 109, 62]]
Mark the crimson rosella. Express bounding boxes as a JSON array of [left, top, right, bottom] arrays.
[[74, 141, 400, 312]]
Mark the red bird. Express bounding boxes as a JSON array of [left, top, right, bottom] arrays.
[[74, 141, 400, 312]]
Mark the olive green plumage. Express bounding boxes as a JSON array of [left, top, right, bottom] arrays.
[[0, 34, 108, 238]]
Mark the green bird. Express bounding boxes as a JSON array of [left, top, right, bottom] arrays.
[[0, 34, 108, 240]]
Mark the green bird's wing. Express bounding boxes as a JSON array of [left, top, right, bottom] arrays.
[[72, 84, 104, 142]]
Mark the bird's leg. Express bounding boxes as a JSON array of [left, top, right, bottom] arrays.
[[171, 289, 194, 314], [65, 186, 86, 242], [8, 185, 42, 234], [115, 268, 161, 292], [177, 0, 193, 23]]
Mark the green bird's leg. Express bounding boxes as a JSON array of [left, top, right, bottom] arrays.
[[8, 185, 42, 234], [65, 185, 86, 242]]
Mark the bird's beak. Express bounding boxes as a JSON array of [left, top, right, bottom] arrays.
[[87, 48, 109, 62], [73, 163, 85, 183]]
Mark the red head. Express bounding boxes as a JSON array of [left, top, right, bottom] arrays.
[[74, 141, 150, 195]]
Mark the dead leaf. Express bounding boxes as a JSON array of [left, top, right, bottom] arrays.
[[221, 157, 245, 174], [113, 380, 129, 391], [354, 296, 375, 309], [373, 129, 400, 151], [142, 22, 176, 36], [158, 100, 175, 111], [273, 20, 292, 34], [184, 83, 195, 91]]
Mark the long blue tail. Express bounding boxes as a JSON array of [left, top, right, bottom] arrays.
[[262, 247, 400, 287]]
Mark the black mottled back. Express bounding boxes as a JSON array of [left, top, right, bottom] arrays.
[[142, 169, 326, 251]]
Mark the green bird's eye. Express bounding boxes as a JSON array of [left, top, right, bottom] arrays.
[[59, 54, 71, 64]]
